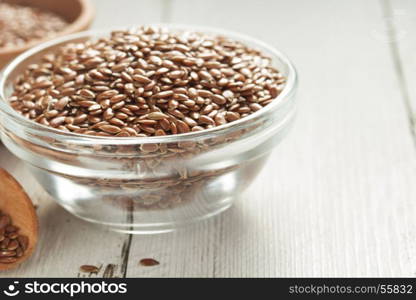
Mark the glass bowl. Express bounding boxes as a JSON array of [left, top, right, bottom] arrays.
[[0, 25, 297, 234]]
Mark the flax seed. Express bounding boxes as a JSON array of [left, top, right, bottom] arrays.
[[99, 125, 121, 134], [55, 97, 69, 110], [199, 115, 215, 126], [211, 94, 227, 105], [9, 26, 285, 137], [176, 120, 190, 133], [133, 74, 151, 84], [0, 211, 29, 264], [50, 116, 66, 127], [80, 265, 99, 273], [147, 112, 168, 120], [139, 258, 160, 267]]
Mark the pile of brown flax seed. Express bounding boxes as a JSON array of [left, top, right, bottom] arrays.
[[9, 26, 285, 137]]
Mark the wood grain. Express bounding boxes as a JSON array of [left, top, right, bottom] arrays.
[[125, 0, 416, 277], [1, 0, 416, 277], [0, 0, 165, 278]]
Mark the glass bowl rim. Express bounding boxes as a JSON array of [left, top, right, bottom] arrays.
[[0, 24, 298, 145]]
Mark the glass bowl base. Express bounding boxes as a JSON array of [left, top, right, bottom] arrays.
[[62, 197, 234, 234]]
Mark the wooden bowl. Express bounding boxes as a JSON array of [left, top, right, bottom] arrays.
[[0, 0, 94, 69]]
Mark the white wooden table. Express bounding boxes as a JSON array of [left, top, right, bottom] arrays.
[[1, 0, 416, 277]]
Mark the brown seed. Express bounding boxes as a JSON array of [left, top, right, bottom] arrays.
[[79, 89, 96, 99], [15, 247, 23, 257], [103, 108, 114, 120], [0, 215, 10, 229], [249, 103, 263, 112], [168, 99, 179, 109], [156, 67, 169, 75], [197, 90, 213, 98], [33, 80, 53, 89], [155, 91, 174, 99], [0, 257, 17, 263], [168, 70, 184, 79], [169, 109, 185, 119], [50, 116, 66, 127], [211, 94, 226, 105], [55, 97, 69, 110], [97, 90, 118, 100], [139, 125, 156, 134], [111, 101, 125, 110], [155, 129, 166, 136], [121, 72, 133, 82], [116, 112, 129, 120], [122, 127, 138, 136], [173, 93, 188, 101], [5, 231, 17, 242], [192, 125, 204, 131], [136, 119, 157, 126], [110, 94, 127, 104], [169, 122, 178, 134], [61, 88, 76, 96], [7, 240, 19, 251], [9, 26, 285, 138], [116, 131, 130, 137], [199, 115, 215, 125], [17, 235, 28, 251], [139, 258, 160, 266], [5, 225, 17, 233], [99, 125, 121, 134], [133, 74, 151, 84], [88, 104, 101, 111], [223, 90, 234, 99], [66, 124, 80, 131], [214, 113, 227, 126], [80, 265, 99, 273], [198, 71, 213, 81], [270, 86, 280, 98], [0, 250, 16, 257], [1, 238, 10, 249], [79, 101, 97, 108], [84, 57, 104, 67], [147, 112, 168, 120], [184, 117, 197, 127], [73, 114, 88, 124], [201, 104, 213, 115], [109, 118, 125, 127], [176, 120, 190, 133]]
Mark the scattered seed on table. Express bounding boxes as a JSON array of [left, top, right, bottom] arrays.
[[80, 265, 99, 273], [139, 258, 160, 267]]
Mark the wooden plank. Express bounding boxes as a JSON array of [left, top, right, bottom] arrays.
[[1, 0, 415, 278], [125, 0, 416, 277], [0, 0, 165, 277]]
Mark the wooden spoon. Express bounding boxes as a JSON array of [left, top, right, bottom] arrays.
[[0, 168, 38, 271]]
